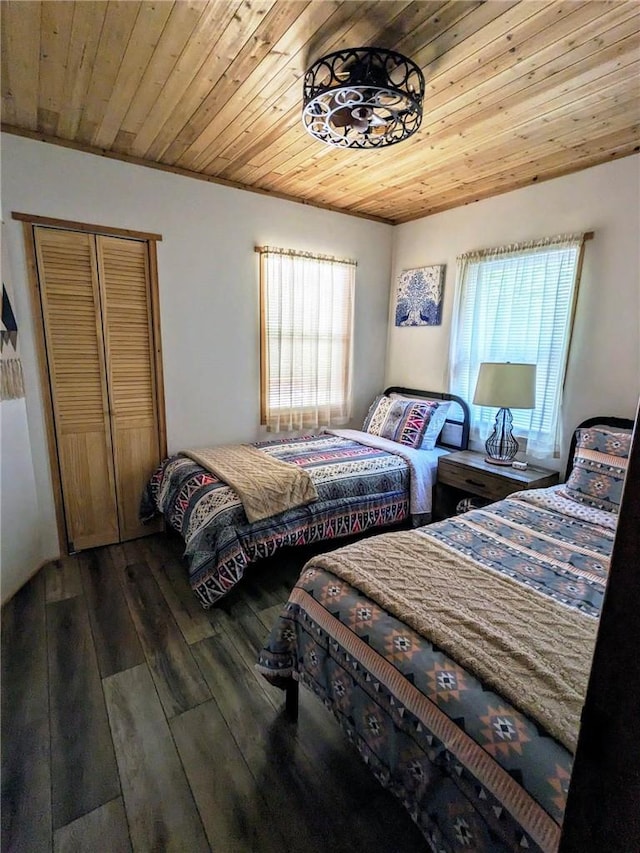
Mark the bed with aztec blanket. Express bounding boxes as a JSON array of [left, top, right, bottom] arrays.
[[257, 419, 633, 853], [140, 389, 470, 608]]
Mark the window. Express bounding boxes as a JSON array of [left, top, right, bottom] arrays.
[[449, 234, 586, 457], [258, 246, 355, 432]]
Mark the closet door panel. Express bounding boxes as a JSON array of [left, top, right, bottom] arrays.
[[34, 227, 120, 550], [97, 236, 162, 541]]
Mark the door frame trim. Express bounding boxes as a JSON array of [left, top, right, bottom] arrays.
[[13, 211, 163, 242], [21, 221, 68, 554], [19, 216, 167, 555]]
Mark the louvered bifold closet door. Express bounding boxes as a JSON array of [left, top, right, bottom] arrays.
[[34, 227, 120, 550], [97, 236, 162, 541]]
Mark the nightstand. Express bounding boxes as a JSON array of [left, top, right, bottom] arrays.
[[435, 450, 560, 519]]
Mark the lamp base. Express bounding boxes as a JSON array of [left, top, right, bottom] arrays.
[[484, 456, 515, 466], [484, 407, 519, 465]]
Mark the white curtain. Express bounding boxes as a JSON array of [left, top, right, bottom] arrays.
[[449, 234, 585, 457], [259, 246, 355, 432]]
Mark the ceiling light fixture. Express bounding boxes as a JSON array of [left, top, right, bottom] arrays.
[[302, 47, 425, 149]]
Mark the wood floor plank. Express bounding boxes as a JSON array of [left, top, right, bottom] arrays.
[[2, 536, 432, 851], [192, 631, 282, 756], [226, 610, 270, 663], [256, 602, 287, 633], [171, 700, 285, 853], [53, 798, 131, 853], [254, 702, 408, 853], [108, 543, 128, 572], [47, 595, 120, 829], [1, 572, 52, 853], [137, 535, 217, 645], [193, 624, 421, 852], [44, 555, 82, 602], [217, 615, 428, 851], [191, 634, 321, 852], [221, 611, 282, 705], [103, 664, 209, 853], [120, 560, 211, 717], [81, 549, 145, 678], [206, 588, 255, 634]]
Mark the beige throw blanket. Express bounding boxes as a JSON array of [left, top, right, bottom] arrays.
[[308, 529, 598, 752], [182, 445, 318, 523]]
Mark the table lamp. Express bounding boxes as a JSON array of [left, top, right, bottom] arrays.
[[473, 362, 536, 465]]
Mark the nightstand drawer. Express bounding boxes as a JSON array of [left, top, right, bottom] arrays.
[[437, 462, 517, 501]]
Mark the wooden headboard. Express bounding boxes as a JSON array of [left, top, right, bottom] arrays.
[[383, 387, 470, 451], [565, 415, 636, 480]]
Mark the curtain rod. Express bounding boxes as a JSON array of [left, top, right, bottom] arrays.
[[254, 245, 357, 266]]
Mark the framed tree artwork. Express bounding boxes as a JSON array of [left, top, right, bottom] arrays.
[[395, 264, 445, 326]]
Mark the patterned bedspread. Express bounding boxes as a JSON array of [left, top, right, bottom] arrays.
[[258, 487, 616, 852], [141, 432, 442, 607]]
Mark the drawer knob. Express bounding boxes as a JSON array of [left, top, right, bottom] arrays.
[[465, 478, 486, 489]]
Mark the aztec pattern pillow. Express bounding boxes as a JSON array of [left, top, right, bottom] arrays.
[[563, 427, 631, 513], [389, 393, 452, 449], [363, 395, 448, 449]]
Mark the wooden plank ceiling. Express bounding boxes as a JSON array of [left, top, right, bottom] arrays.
[[2, 1, 639, 224]]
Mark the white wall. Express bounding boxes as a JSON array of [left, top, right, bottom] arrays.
[[386, 155, 640, 467], [4, 134, 638, 599], [1, 398, 42, 602], [0, 220, 43, 603], [1, 132, 393, 589]]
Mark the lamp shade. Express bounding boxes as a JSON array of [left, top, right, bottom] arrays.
[[473, 362, 536, 409]]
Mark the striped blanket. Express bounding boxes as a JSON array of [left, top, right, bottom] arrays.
[[142, 431, 445, 607]]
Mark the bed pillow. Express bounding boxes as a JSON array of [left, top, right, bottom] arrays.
[[363, 395, 448, 449], [389, 393, 451, 449], [420, 399, 451, 449], [564, 427, 631, 513]]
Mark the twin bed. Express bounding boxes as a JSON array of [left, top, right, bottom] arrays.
[[256, 417, 633, 852], [141, 388, 469, 607], [142, 395, 633, 852]]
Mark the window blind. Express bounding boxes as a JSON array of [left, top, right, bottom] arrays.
[[449, 235, 585, 457], [258, 246, 355, 432]]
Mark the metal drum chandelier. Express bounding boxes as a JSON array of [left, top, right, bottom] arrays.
[[302, 47, 425, 149]]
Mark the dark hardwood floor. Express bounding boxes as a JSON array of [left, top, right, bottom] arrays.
[[1, 530, 429, 852]]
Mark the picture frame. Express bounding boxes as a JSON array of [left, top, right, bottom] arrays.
[[395, 264, 445, 327]]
